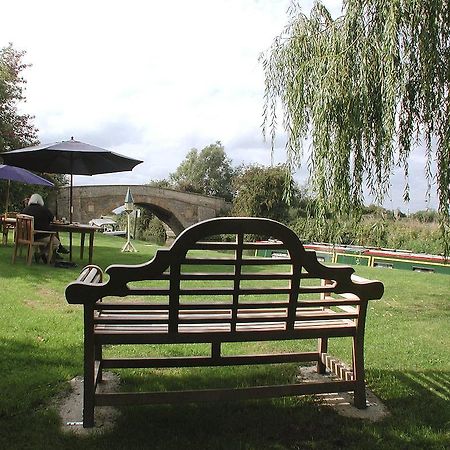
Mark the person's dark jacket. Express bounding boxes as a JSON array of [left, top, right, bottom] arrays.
[[22, 203, 54, 240]]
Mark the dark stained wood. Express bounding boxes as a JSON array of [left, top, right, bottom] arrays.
[[65, 217, 384, 427], [95, 381, 357, 406], [101, 352, 318, 368]]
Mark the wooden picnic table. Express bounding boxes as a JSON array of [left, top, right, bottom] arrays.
[[51, 222, 99, 264]]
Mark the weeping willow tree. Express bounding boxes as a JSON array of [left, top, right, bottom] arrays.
[[261, 0, 450, 252]]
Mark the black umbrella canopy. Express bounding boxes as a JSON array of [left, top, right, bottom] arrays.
[[1, 138, 143, 175], [2, 138, 143, 223]]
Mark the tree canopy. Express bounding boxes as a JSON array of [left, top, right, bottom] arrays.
[[261, 0, 450, 251], [0, 44, 65, 212], [169, 141, 235, 201], [232, 164, 296, 223], [0, 44, 38, 153]]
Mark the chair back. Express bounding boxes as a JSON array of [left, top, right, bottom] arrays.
[[15, 214, 35, 245]]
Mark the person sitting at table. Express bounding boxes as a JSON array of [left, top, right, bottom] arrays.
[[22, 193, 66, 263]]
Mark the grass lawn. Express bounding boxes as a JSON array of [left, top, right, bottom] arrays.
[[0, 232, 448, 449]]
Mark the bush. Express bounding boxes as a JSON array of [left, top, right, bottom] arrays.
[[290, 214, 444, 254], [138, 216, 166, 245]]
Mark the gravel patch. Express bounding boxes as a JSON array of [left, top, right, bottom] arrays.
[[56, 367, 388, 433]]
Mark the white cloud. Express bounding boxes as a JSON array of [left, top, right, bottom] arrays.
[[1, 0, 437, 211]]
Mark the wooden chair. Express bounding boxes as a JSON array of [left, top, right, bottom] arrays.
[[12, 214, 56, 265], [1, 212, 17, 245]]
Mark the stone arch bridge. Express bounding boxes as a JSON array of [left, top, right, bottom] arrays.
[[50, 185, 230, 240]]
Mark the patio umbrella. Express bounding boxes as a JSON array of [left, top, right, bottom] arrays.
[[2, 138, 143, 222], [0, 164, 54, 213]]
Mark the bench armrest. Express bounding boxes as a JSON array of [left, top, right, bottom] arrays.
[[349, 274, 384, 300], [66, 265, 105, 305]]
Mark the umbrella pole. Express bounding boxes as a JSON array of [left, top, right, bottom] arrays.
[[69, 174, 73, 223], [5, 180, 10, 213], [69, 174, 73, 261]]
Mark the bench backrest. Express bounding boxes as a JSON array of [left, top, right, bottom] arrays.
[[66, 217, 383, 335]]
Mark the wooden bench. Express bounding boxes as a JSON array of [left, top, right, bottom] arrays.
[[65, 217, 384, 427]]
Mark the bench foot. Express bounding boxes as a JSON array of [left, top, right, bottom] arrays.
[[354, 383, 367, 409], [83, 413, 95, 428], [316, 338, 328, 374]]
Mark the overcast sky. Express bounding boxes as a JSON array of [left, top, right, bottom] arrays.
[[1, 0, 438, 212]]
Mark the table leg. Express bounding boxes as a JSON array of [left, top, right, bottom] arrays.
[[88, 231, 94, 264], [69, 231, 73, 262], [80, 232, 85, 260]]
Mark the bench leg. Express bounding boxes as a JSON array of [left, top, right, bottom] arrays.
[[95, 343, 103, 383], [352, 335, 367, 409], [83, 306, 95, 428], [316, 337, 328, 374]]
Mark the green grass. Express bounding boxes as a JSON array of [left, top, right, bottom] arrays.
[[0, 233, 449, 449]]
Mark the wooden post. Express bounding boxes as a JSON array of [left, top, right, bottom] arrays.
[[121, 211, 137, 252]]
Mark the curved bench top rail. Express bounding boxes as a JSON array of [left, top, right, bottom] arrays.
[[66, 217, 384, 305]]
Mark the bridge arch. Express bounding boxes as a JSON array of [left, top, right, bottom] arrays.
[[136, 201, 184, 241], [50, 184, 230, 239]]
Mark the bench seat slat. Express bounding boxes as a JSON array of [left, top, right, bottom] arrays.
[[94, 318, 356, 334], [96, 300, 361, 312], [94, 314, 358, 325], [94, 327, 357, 345], [95, 307, 358, 322]]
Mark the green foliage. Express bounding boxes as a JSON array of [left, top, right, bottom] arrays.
[[0, 182, 54, 214], [0, 44, 38, 153], [137, 209, 166, 245], [147, 178, 172, 189], [0, 44, 64, 213], [170, 148, 202, 193], [261, 0, 450, 253], [292, 215, 358, 245], [291, 212, 444, 254], [410, 209, 439, 223], [169, 141, 235, 201], [232, 164, 296, 223]]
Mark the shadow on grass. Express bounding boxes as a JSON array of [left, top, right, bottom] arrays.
[[0, 337, 82, 417], [1, 336, 448, 450], [89, 367, 450, 449]]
